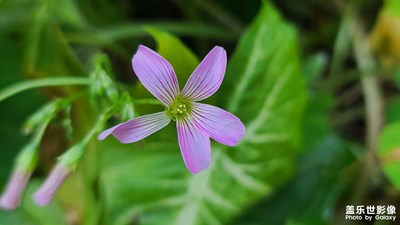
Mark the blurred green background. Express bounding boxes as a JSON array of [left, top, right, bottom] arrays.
[[1, 0, 400, 224]]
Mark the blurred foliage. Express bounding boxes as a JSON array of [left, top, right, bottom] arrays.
[[378, 122, 400, 190], [370, 0, 400, 71], [0, 35, 46, 188], [0, 0, 400, 225], [0, 180, 67, 225]]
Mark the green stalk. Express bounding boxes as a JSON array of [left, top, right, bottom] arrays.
[[133, 98, 164, 106], [0, 77, 91, 102]]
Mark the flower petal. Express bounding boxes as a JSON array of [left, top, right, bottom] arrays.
[[177, 118, 211, 174], [132, 45, 180, 106], [107, 111, 171, 143], [97, 124, 119, 140], [181, 46, 227, 101], [0, 170, 31, 210], [191, 103, 245, 146]]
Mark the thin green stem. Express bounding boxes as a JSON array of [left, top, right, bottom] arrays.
[[15, 109, 56, 171], [336, 6, 384, 220], [58, 106, 116, 170], [32, 119, 51, 146], [192, 0, 244, 34], [0, 77, 91, 102], [351, 13, 384, 153], [82, 109, 113, 145], [65, 22, 237, 45], [328, 16, 352, 79], [133, 98, 164, 106]]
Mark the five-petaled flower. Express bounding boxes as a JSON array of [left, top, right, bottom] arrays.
[[98, 45, 245, 174]]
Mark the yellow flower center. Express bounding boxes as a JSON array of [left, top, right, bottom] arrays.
[[166, 96, 191, 121]]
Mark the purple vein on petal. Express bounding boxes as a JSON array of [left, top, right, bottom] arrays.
[[137, 46, 179, 101], [111, 111, 171, 143], [177, 117, 211, 174], [182, 46, 227, 101], [132, 45, 180, 106], [138, 60, 173, 105], [191, 103, 245, 146]]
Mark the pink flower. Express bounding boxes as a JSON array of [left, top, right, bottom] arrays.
[[0, 170, 31, 210], [33, 165, 71, 206], [98, 45, 245, 174]]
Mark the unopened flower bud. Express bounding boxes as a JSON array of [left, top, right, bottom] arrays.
[[120, 93, 135, 121], [0, 143, 38, 210], [33, 165, 71, 206], [33, 144, 84, 206], [0, 170, 31, 210], [24, 100, 66, 134], [90, 55, 119, 104]]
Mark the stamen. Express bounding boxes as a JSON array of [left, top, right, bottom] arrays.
[[166, 96, 191, 120]]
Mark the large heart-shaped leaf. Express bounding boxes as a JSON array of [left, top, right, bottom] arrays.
[[99, 2, 306, 225]]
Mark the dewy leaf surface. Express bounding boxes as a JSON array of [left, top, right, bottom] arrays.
[[99, 2, 306, 225]]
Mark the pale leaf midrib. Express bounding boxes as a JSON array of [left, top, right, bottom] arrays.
[[227, 12, 270, 113]]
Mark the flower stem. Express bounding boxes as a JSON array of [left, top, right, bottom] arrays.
[[351, 21, 384, 152], [347, 4, 384, 205], [0, 77, 91, 102], [58, 106, 116, 170], [133, 98, 164, 106], [192, 0, 244, 34]]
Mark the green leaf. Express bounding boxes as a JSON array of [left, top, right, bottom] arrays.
[[386, 97, 400, 123], [301, 93, 334, 149], [99, 2, 306, 225], [53, 0, 86, 29], [302, 52, 328, 84], [220, 1, 306, 155], [0, 34, 45, 187], [301, 52, 333, 149], [395, 66, 400, 87], [378, 122, 400, 189], [24, 0, 85, 79], [0, 0, 39, 31], [386, 0, 400, 16], [234, 134, 354, 225]]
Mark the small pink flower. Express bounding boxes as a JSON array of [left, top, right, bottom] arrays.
[[0, 169, 31, 210], [33, 165, 71, 206], [99, 45, 245, 174]]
